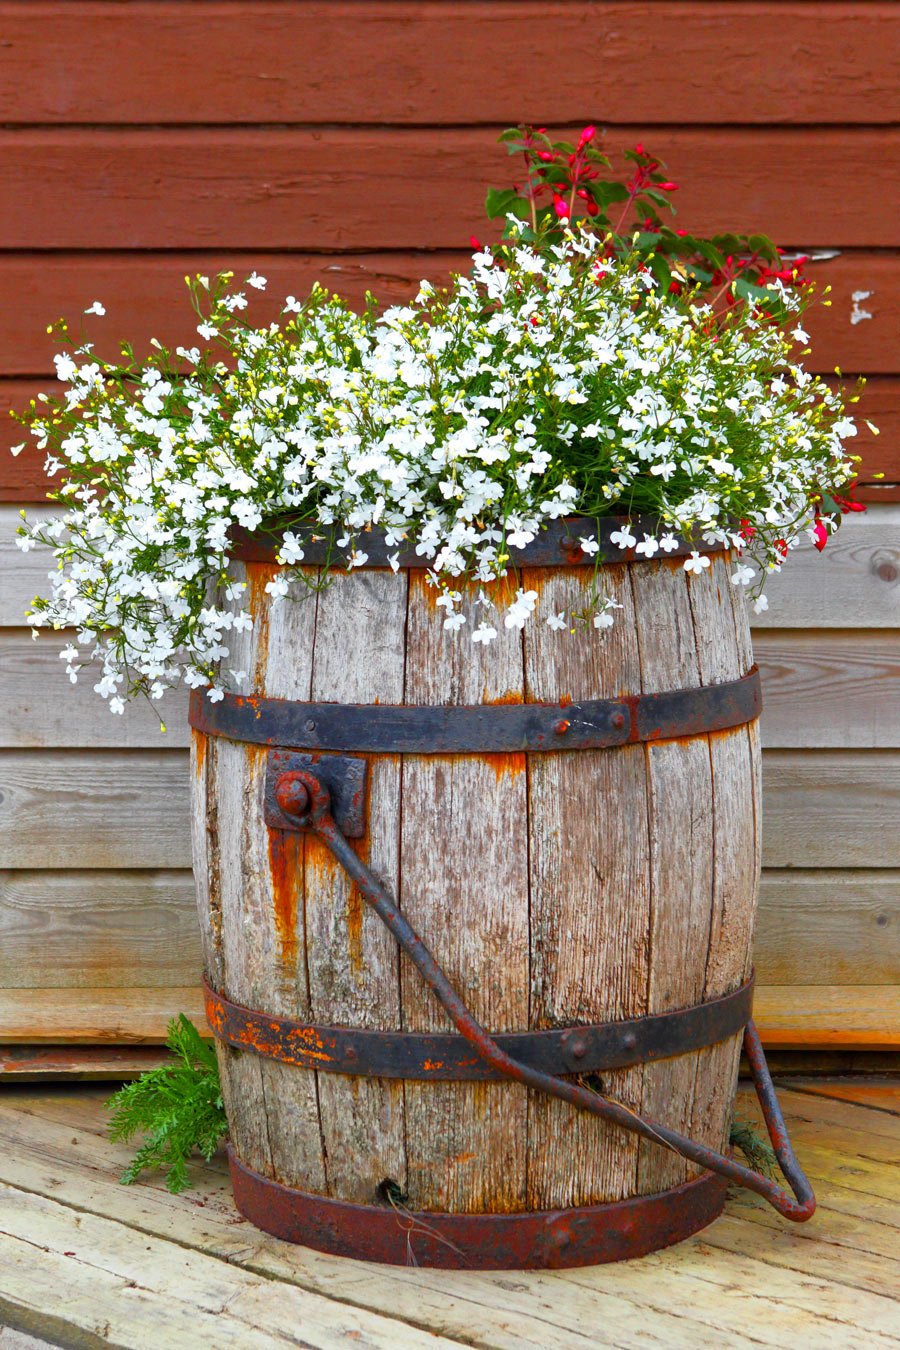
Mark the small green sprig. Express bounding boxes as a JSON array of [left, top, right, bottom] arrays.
[[106, 1014, 227, 1193]]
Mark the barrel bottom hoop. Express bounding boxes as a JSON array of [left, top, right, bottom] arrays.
[[204, 973, 754, 1080], [227, 1148, 727, 1269]]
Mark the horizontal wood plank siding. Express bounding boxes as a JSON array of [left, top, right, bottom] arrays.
[[2, 127, 900, 251], [1, 2, 897, 1051], [4, 3, 900, 127]]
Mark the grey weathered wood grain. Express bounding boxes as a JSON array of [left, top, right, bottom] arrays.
[[0, 630, 190, 748], [749, 507, 900, 628], [401, 572, 529, 1212], [305, 568, 408, 1204], [523, 562, 651, 1206], [6, 751, 899, 869], [0, 869, 200, 989]]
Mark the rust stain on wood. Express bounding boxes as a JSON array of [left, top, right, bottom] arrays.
[[481, 752, 526, 783], [266, 828, 301, 965], [192, 728, 206, 780]]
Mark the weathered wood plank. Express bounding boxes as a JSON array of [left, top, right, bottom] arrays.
[[0, 986, 205, 1042], [0, 629, 190, 747], [753, 630, 900, 748], [401, 573, 529, 1213], [304, 568, 408, 1203], [0, 1045, 170, 1080], [0, 868, 200, 987], [0, 1181, 467, 1350], [9, 508, 900, 629], [753, 985, 900, 1047], [4, 253, 900, 383], [4, 625, 900, 751], [756, 870, 900, 985], [0, 866, 893, 1033], [523, 562, 651, 1206], [2, 127, 900, 250], [0, 1091, 760, 1350], [0, 750, 190, 868], [750, 507, 900, 628], [761, 750, 900, 867], [5, 2, 900, 126], [4, 749, 898, 868]]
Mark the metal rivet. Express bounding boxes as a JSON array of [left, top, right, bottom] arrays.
[[304, 717, 317, 732], [554, 719, 571, 735], [621, 1031, 638, 1051], [275, 777, 309, 818], [568, 1034, 588, 1060], [612, 712, 625, 729]]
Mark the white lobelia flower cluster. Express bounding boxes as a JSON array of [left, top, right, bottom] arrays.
[[16, 224, 859, 712]]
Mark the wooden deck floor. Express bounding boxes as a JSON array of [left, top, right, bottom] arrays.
[[0, 1080, 898, 1349]]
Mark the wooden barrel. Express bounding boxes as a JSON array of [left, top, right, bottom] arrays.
[[189, 520, 762, 1268]]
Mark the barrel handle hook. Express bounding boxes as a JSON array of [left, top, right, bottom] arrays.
[[278, 769, 815, 1223]]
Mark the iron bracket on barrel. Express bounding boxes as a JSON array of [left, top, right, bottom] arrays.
[[236, 763, 816, 1227]]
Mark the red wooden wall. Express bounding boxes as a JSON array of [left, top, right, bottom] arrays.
[[1, 0, 899, 503]]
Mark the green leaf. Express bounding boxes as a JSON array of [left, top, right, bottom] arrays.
[[485, 187, 520, 219]]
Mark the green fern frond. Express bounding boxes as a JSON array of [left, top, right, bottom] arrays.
[[106, 1014, 227, 1193]]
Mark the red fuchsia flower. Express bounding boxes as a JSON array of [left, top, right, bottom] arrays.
[[469, 235, 480, 249], [552, 194, 569, 219], [657, 181, 678, 191], [812, 517, 828, 552], [577, 125, 596, 149], [739, 519, 757, 540]]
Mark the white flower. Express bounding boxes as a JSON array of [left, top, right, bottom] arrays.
[[109, 696, 125, 714], [634, 534, 659, 558], [283, 296, 303, 314], [609, 527, 637, 550], [546, 612, 567, 630], [264, 575, 290, 600], [444, 612, 466, 632], [593, 610, 615, 630], [683, 551, 711, 575], [504, 588, 538, 630], [206, 687, 225, 702], [84, 301, 106, 316], [752, 594, 769, 614], [247, 272, 267, 290], [472, 622, 498, 645], [658, 534, 679, 553], [731, 564, 755, 585], [277, 532, 305, 566], [9, 442, 24, 457], [197, 322, 218, 340], [578, 535, 600, 556]]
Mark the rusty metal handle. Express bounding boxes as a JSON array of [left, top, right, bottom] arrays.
[[284, 770, 815, 1223]]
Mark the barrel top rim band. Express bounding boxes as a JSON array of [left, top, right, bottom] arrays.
[[190, 665, 761, 754], [204, 973, 754, 1080], [228, 514, 729, 569], [227, 1148, 726, 1267]]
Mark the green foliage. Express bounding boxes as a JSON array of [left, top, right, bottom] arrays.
[[730, 1113, 779, 1181], [106, 1014, 227, 1193]]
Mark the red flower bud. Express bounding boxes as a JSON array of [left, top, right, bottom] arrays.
[[578, 125, 597, 148], [586, 201, 599, 216], [552, 195, 569, 220], [635, 142, 644, 155], [658, 181, 678, 191], [469, 236, 480, 249], [812, 517, 828, 552], [537, 151, 554, 162]]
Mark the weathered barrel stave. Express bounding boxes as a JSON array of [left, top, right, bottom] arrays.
[[190, 550, 760, 1213]]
